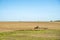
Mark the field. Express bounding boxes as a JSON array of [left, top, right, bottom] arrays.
[[0, 30, 60, 40], [0, 22, 60, 40]]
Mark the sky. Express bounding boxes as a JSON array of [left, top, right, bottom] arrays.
[[0, 0, 60, 21]]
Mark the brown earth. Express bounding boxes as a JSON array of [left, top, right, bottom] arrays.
[[0, 22, 60, 32]]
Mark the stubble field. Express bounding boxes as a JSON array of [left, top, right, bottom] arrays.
[[0, 22, 60, 40]]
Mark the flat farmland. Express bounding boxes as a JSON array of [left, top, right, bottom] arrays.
[[0, 22, 60, 31], [0, 22, 60, 40]]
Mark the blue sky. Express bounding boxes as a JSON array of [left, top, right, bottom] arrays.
[[0, 0, 60, 21]]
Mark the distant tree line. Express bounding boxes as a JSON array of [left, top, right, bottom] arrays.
[[50, 20, 60, 22], [54, 20, 60, 22]]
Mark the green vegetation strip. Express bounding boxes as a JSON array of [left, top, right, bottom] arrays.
[[0, 29, 60, 40]]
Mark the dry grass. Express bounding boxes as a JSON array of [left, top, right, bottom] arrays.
[[0, 22, 60, 32], [0, 22, 60, 40]]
